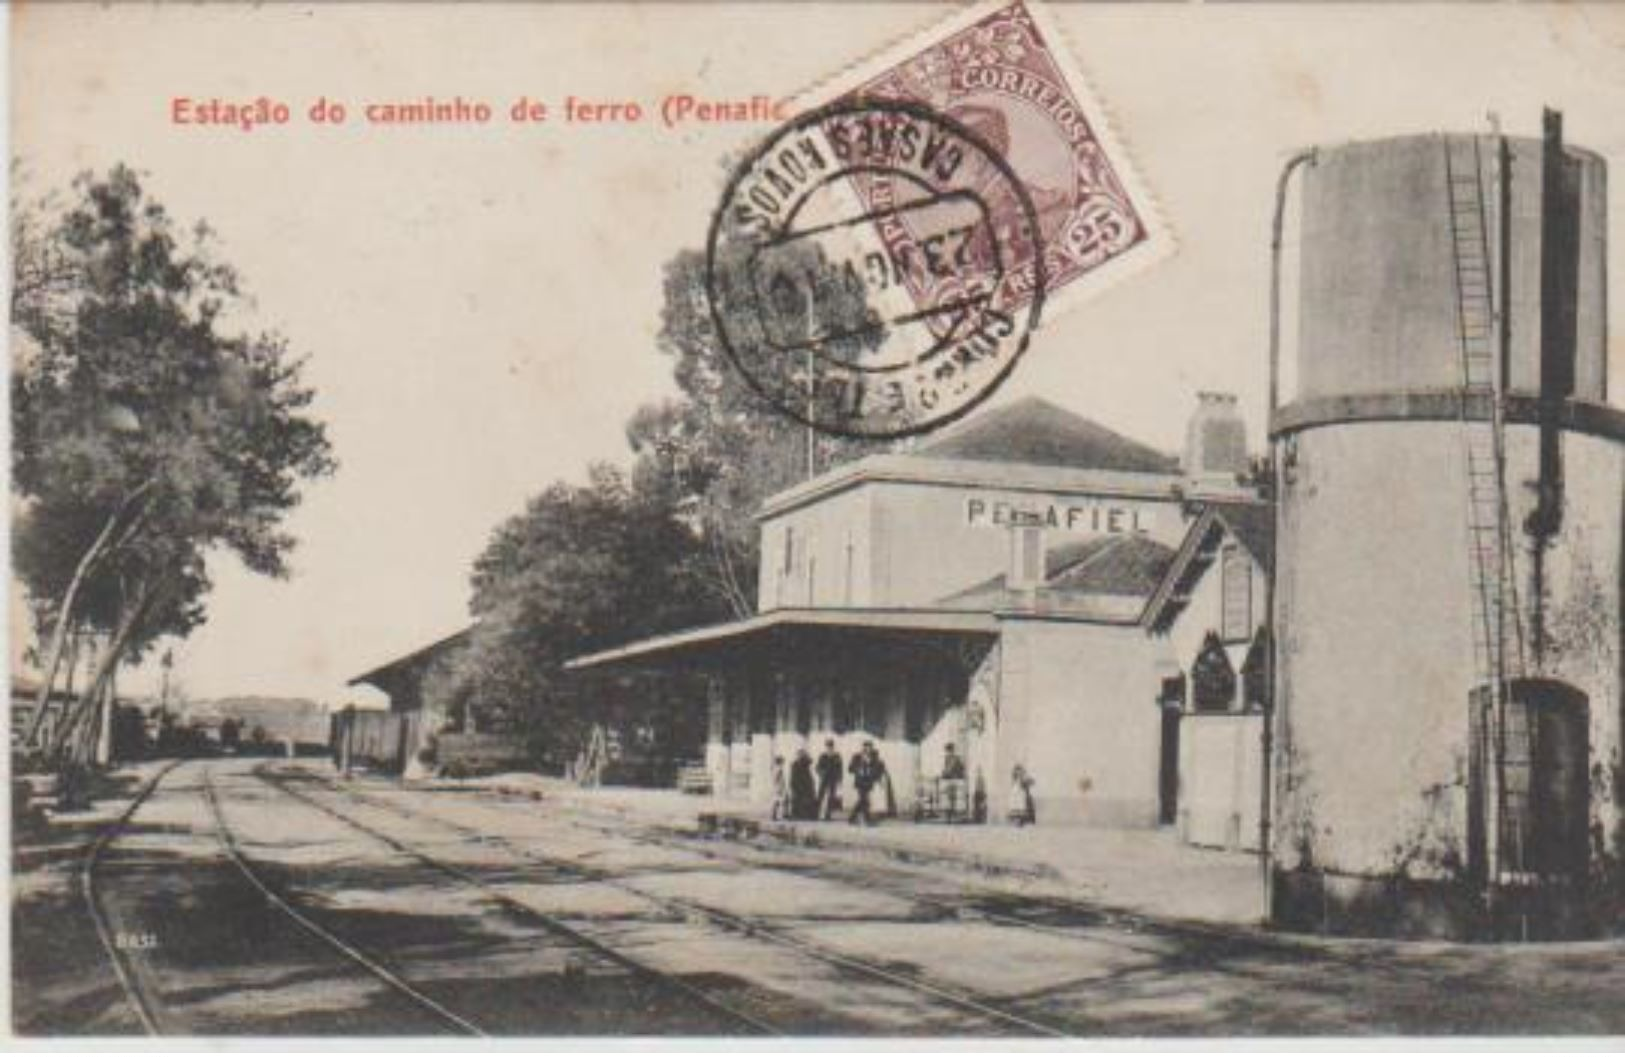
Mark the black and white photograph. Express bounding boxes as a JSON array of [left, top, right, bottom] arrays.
[[6, 0, 1625, 1042]]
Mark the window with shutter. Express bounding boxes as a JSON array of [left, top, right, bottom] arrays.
[[1220, 543, 1252, 642]]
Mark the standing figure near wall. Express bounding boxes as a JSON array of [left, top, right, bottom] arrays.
[[770, 755, 788, 820], [816, 739, 844, 820], [1008, 764, 1036, 826], [942, 742, 969, 820], [849, 741, 886, 826], [790, 749, 818, 820]]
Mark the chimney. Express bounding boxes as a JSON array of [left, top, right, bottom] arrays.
[[1183, 392, 1248, 490], [1007, 521, 1046, 600]]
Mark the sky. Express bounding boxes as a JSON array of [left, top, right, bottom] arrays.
[[10, 2, 1625, 706]]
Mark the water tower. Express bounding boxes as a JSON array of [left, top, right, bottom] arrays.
[[1270, 115, 1625, 939]]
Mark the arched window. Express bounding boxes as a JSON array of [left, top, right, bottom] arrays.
[[1190, 631, 1237, 712]]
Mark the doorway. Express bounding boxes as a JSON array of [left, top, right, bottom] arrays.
[[1157, 675, 1186, 826], [1468, 678, 1590, 881]]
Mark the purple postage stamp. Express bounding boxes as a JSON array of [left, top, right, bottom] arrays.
[[830, 0, 1170, 316], [706, 0, 1170, 440]]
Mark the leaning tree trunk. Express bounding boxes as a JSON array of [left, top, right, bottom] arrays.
[[23, 480, 154, 748], [50, 575, 168, 807]]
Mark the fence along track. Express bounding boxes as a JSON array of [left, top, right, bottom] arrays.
[[277, 767, 1073, 1038], [80, 759, 189, 1035], [247, 766, 782, 1037], [201, 765, 487, 1036]]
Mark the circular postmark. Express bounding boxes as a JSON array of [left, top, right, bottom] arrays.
[[706, 97, 1045, 440]]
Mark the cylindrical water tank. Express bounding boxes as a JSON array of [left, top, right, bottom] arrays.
[[1270, 132, 1625, 941], [1296, 134, 1607, 401]]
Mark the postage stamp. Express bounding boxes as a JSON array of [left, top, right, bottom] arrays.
[[706, 0, 1170, 439], [807, 0, 1172, 320], [707, 97, 1045, 439]]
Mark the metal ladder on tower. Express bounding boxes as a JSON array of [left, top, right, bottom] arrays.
[[1444, 134, 1532, 889]]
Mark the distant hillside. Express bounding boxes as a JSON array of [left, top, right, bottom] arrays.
[[188, 696, 330, 743]]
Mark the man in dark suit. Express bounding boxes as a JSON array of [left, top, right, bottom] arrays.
[[815, 738, 843, 820], [848, 740, 886, 826]]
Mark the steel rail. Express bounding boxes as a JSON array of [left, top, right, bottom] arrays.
[[400, 772, 1434, 992], [200, 766, 488, 1037], [552, 803, 1439, 987], [248, 767, 782, 1037], [560, 812, 1177, 957], [79, 758, 189, 1035], [288, 769, 1072, 1038]]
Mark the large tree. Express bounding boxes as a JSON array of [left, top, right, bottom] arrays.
[[627, 248, 887, 618], [435, 464, 727, 764], [432, 238, 891, 766], [11, 166, 335, 788]]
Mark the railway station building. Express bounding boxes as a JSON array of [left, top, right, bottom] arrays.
[[571, 395, 1274, 846]]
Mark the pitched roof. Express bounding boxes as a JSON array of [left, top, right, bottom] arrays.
[[348, 626, 473, 689], [1141, 500, 1274, 632], [1048, 534, 1183, 595], [915, 396, 1180, 475], [1211, 502, 1274, 573], [938, 534, 1179, 620]]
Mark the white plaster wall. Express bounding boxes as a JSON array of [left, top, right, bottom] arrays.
[[1537, 431, 1625, 868], [1277, 422, 1484, 878], [758, 488, 874, 611], [871, 482, 1186, 609], [1275, 420, 1624, 882], [1180, 713, 1264, 851], [760, 478, 1186, 612], [998, 620, 1161, 826]]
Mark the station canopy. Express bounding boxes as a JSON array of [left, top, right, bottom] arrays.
[[564, 608, 998, 674]]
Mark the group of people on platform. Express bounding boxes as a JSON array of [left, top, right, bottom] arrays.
[[770, 738, 889, 825], [770, 740, 1036, 827]]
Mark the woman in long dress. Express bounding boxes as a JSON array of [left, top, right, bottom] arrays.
[[1008, 764, 1036, 827], [789, 749, 817, 820]]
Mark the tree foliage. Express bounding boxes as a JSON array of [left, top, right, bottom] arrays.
[[10, 165, 335, 775], [430, 464, 729, 762], [439, 241, 894, 766], [626, 248, 886, 617]]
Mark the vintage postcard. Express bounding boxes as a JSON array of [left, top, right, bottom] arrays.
[[6, 0, 1625, 1043]]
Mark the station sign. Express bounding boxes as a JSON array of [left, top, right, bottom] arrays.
[[964, 495, 1156, 535]]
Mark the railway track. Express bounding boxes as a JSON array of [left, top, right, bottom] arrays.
[[84, 761, 487, 1035], [549, 793, 1439, 987], [80, 759, 189, 1035], [199, 766, 487, 1036], [240, 766, 781, 1036], [267, 765, 1075, 1037], [329, 767, 1432, 995], [562, 811, 1177, 951]]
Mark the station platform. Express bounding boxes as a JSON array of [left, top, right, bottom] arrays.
[[423, 772, 1267, 928]]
